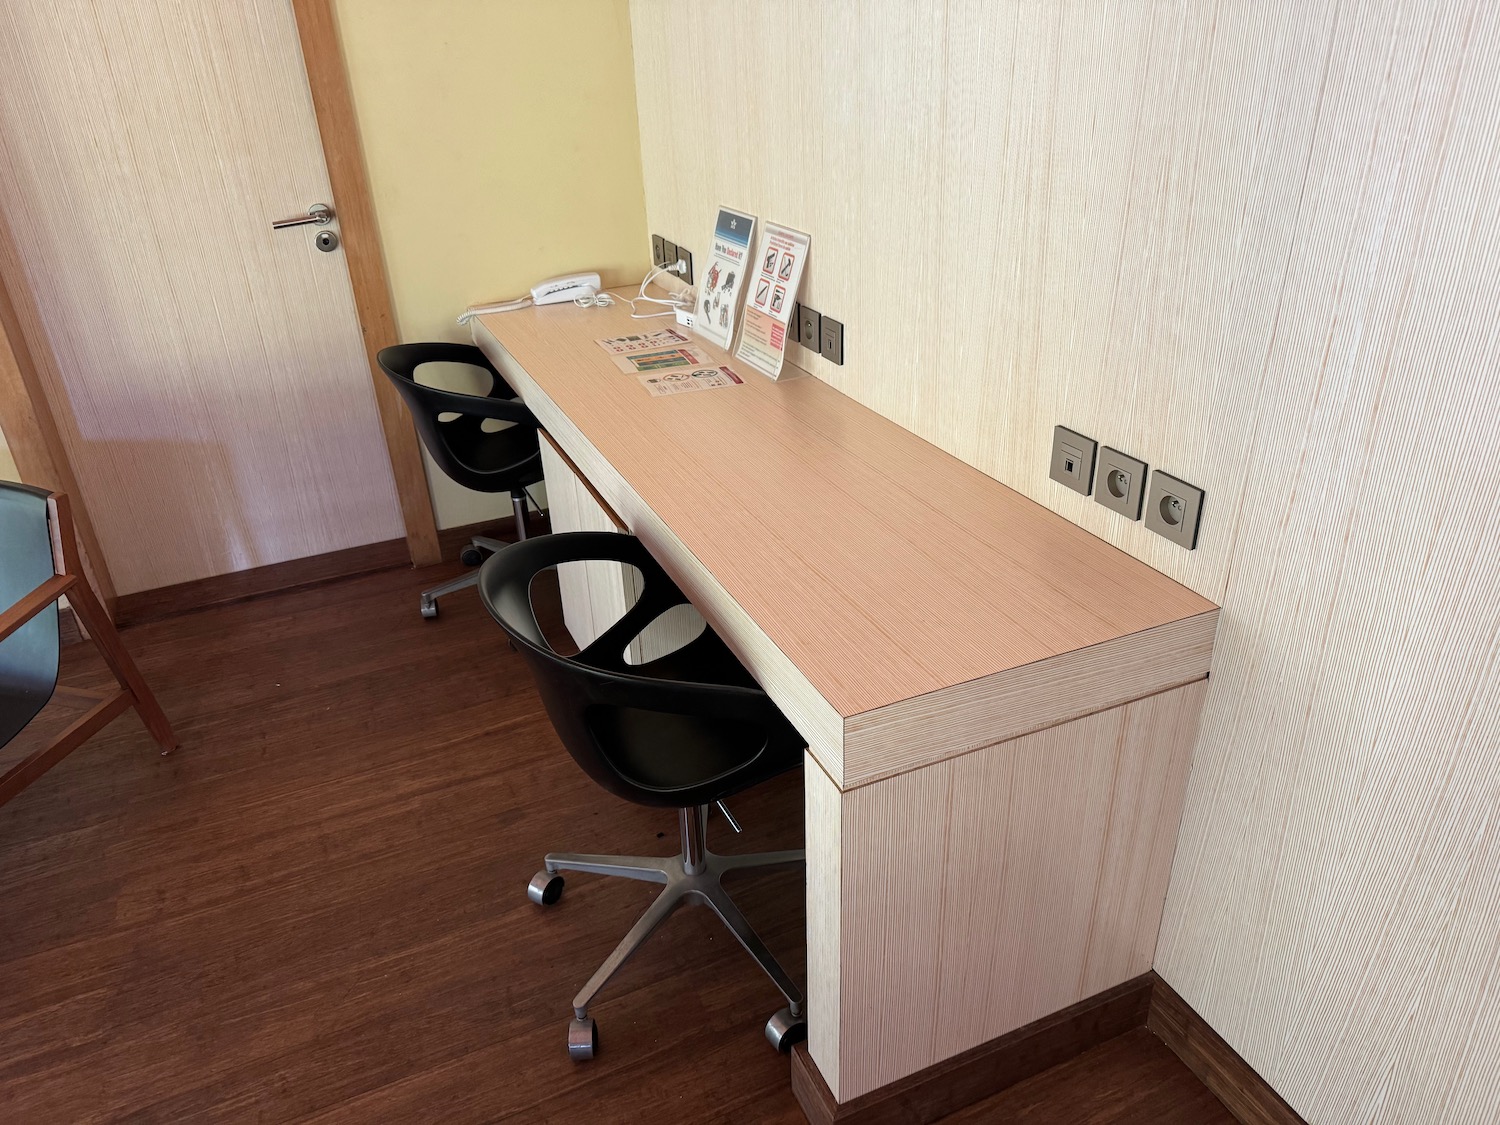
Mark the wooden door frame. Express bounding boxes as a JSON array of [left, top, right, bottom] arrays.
[[290, 0, 440, 566], [0, 0, 442, 601]]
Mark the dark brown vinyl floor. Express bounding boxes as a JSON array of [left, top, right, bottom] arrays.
[[0, 561, 1233, 1124]]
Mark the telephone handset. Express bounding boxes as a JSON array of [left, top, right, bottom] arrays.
[[530, 272, 602, 305], [457, 272, 603, 324]]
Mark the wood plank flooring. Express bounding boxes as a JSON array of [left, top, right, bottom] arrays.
[[943, 1028, 1237, 1124], [0, 562, 1233, 1123]]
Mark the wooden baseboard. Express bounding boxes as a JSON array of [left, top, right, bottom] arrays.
[[791, 974, 1154, 1125], [1148, 975, 1306, 1125], [112, 510, 555, 627], [791, 971, 1305, 1125], [114, 539, 412, 626]]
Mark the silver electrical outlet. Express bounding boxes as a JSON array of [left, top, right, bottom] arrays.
[[797, 303, 822, 348], [1094, 446, 1147, 520], [1049, 426, 1096, 496], [1144, 471, 1205, 549]]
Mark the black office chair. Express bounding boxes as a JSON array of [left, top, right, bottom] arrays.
[[377, 342, 544, 618], [478, 531, 808, 1060]]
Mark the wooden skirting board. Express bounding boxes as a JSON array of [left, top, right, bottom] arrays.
[[115, 512, 549, 626], [791, 972, 1306, 1125], [1148, 977, 1308, 1125], [114, 540, 411, 626]]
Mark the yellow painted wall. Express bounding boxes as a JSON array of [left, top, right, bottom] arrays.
[[334, 0, 649, 529]]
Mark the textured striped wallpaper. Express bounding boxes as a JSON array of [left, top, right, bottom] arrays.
[[630, 2, 1500, 1120]]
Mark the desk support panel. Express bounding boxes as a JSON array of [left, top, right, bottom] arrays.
[[808, 678, 1208, 1101]]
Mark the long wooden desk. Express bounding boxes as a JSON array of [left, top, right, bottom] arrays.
[[474, 296, 1218, 1104]]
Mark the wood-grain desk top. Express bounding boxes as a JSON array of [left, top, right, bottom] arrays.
[[475, 293, 1217, 788]]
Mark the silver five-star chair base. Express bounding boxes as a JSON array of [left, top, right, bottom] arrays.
[[526, 805, 807, 1060], [418, 491, 529, 619]]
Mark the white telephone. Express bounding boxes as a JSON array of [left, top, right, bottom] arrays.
[[456, 272, 603, 324], [530, 272, 601, 305]]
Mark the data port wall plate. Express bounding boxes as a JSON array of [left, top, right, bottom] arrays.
[[1094, 446, 1147, 520], [820, 316, 844, 364], [1049, 425, 1096, 495], [1144, 470, 1205, 549]]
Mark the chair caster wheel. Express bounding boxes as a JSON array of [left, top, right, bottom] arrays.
[[528, 871, 564, 906], [419, 599, 438, 620], [460, 545, 485, 567], [765, 1007, 806, 1053], [568, 1016, 597, 1061]]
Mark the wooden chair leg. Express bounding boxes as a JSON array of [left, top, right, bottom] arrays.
[[66, 578, 178, 754], [0, 691, 132, 808]]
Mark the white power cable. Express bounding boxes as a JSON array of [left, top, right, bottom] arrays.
[[457, 261, 693, 324], [456, 296, 531, 325], [616, 262, 693, 319]]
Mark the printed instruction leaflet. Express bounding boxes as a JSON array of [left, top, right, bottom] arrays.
[[735, 222, 810, 380], [694, 207, 756, 349]]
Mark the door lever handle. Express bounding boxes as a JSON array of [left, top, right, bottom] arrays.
[[272, 203, 333, 230]]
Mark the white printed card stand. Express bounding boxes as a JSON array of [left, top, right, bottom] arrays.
[[695, 206, 757, 350], [735, 221, 810, 381]]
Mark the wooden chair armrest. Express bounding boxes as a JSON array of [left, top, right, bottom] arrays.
[[0, 573, 76, 642]]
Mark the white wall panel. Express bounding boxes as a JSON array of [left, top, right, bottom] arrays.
[[631, 2, 1500, 1119]]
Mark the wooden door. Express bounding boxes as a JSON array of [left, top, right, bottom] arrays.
[[0, 0, 405, 594]]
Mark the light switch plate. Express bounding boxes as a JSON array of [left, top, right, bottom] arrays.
[[1144, 470, 1205, 549], [1094, 446, 1147, 520], [1049, 426, 1096, 495]]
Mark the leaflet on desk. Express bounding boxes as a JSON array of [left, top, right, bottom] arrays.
[[595, 327, 692, 356], [610, 345, 713, 374]]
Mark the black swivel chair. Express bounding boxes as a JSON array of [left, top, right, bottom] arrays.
[[478, 531, 809, 1060], [377, 342, 544, 618]]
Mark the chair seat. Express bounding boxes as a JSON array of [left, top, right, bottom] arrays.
[[588, 706, 774, 795], [0, 678, 55, 750], [438, 414, 544, 487], [583, 624, 796, 800]]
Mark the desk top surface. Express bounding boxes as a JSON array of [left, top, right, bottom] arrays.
[[476, 295, 1215, 721]]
